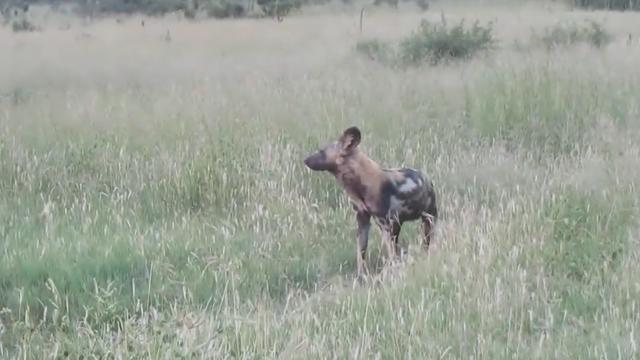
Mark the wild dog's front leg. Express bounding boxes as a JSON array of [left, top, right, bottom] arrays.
[[356, 211, 371, 280], [377, 218, 399, 261]]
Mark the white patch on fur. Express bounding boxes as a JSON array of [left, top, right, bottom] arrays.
[[390, 196, 404, 211], [397, 178, 417, 193], [389, 196, 411, 215]]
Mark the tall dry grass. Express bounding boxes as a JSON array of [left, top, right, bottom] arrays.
[[1, 4, 639, 359]]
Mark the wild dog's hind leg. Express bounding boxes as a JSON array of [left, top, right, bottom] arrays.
[[356, 211, 371, 279], [421, 214, 436, 251], [391, 221, 402, 258]]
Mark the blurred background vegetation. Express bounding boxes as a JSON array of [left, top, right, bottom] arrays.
[[1, 0, 636, 23]]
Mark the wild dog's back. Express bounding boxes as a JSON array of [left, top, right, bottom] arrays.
[[381, 168, 437, 223]]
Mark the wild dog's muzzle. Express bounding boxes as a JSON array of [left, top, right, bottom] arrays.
[[304, 150, 330, 171]]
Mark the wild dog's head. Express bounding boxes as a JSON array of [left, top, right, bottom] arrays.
[[304, 127, 361, 172]]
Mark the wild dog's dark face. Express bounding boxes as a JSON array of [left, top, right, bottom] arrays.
[[303, 127, 361, 172]]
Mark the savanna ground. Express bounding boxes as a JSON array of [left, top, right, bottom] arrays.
[[1, 2, 640, 358]]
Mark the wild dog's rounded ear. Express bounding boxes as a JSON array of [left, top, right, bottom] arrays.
[[340, 126, 361, 150]]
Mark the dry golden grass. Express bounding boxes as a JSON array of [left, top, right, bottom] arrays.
[[1, 3, 639, 359]]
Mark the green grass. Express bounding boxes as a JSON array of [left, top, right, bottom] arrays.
[[1, 5, 640, 359]]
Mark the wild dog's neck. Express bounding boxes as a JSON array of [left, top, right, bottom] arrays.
[[335, 150, 381, 178], [333, 150, 384, 208]]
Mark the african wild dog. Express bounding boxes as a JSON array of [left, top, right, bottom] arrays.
[[304, 127, 437, 279]]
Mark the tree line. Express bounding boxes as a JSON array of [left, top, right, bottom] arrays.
[[1, 0, 638, 23]]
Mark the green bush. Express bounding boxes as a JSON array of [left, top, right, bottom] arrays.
[[400, 19, 495, 65], [570, 0, 639, 10], [1, 3, 28, 20], [11, 18, 37, 32], [373, 0, 399, 8], [81, 0, 249, 19], [2, 2, 35, 30], [77, 0, 187, 16], [11, 0, 329, 18], [536, 20, 612, 49], [146, 0, 191, 15], [355, 39, 395, 64], [415, 0, 429, 11], [256, 0, 302, 18], [205, 0, 246, 18]]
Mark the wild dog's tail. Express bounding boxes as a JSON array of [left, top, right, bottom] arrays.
[[427, 185, 438, 221], [421, 188, 437, 251], [421, 178, 437, 220]]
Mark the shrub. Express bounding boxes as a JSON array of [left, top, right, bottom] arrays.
[[76, 0, 249, 19], [415, 0, 429, 11], [570, 0, 639, 10], [373, 0, 399, 8], [256, 0, 302, 18], [146, 0, 191, 15], [205, 0, 246, 18], [2, 2, 34, 29], [536, 20, 612, 49], [399, 19, 494, 65], [77, 0, 188, 16], [1, 3, 29, 24], [11, 18, 37, 32], [355, 39, 395, 64]]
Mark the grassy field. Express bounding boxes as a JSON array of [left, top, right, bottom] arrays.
[[1, 2, 640, 359]]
